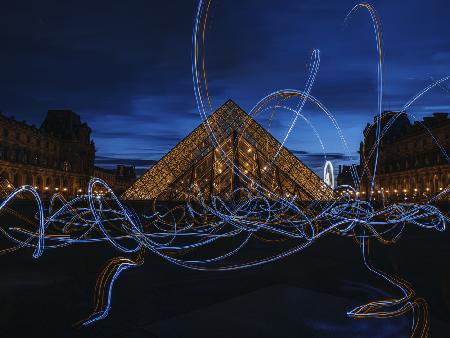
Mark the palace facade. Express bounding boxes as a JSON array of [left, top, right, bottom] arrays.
[[0, 110, 136, 198], [339, 111, 449, 201], [0, 110, 95, 197]]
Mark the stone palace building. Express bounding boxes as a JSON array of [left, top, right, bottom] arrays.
[[338, 111, 449, 201], [0, 110, 135, 198]]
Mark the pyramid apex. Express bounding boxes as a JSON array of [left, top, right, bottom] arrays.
[[224, 98, 237, 105], [221, 99, 245, 111], [210, 99, 248, 120]]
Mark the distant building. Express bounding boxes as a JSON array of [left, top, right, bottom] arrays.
[[0, 110, 95, 197], [338, 111, 449, 201], [93, 165, 136, 195], [337, 164, 359, 187]]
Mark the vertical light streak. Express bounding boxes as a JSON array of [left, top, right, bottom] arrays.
[[345, 3, 383, 195]]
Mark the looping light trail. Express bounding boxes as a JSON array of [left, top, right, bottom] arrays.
[[0, 2, 448, 337], [0, 178, 447, 335]]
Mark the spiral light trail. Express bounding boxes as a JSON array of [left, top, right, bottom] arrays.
[[0, 1, 448, 337]]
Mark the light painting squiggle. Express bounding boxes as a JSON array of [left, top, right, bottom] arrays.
[[0, 1, 449, 337]]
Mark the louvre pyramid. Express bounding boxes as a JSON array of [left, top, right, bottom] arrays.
[[123, 100, 334, 201]]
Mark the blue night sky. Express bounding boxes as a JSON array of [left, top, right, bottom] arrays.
[[0, 0, 449, 175]]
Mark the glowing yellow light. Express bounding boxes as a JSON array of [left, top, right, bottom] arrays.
[[44, 187, 49, 190], [247, 148, 252, 153]]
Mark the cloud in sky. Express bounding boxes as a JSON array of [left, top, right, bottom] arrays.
[[0, 0, 448, 172], [100, 150, 357, 179]]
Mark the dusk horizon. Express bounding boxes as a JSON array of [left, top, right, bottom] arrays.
[[1, 0, 449, 177]]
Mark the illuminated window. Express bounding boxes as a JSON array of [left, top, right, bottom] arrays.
[[63, 161, 71, 172]]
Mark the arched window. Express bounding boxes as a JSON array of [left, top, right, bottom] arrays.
[[36, 176, 42, 188], [63, 178, 69, 191], [433, 175, 439, 193], [63, 161, 71, 172]]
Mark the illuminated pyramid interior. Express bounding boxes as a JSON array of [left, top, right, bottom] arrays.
[[123, 100, 333, 201]]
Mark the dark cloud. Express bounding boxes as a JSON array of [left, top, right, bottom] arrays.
[[95, 155, 157, 176], [0, 0, 448, 170], [290, 150, 357, 176], [95, 156, 158, 166]]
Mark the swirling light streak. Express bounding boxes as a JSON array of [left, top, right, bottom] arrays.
[[250, 89, 359, 187], [345, 3, 384, 195], [324, 161, 334, 189], [265, 50, 321, 173], [0, 1, 448, 337], [0, 178, 447, 336], [255, 104, 327, 158], [193, 0, 335, 199]]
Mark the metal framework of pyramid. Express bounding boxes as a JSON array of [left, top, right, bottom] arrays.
[[123, 100, 333, 201]]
